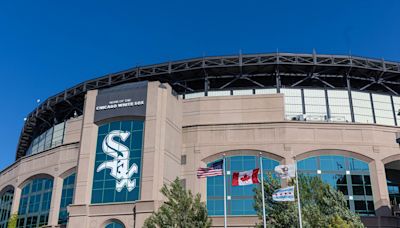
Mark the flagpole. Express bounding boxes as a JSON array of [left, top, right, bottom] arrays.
[[223, 154, 227, 228], [259, 153, 267, 228], [294, 158, 303, 228]]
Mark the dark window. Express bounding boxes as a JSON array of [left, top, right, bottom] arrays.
[[181, 155, 187, 165], [58, 173, 76, 225], [0, 189, 14, 228]]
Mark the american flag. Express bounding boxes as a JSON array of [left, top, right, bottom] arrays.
[[197, 160, 223, 178]]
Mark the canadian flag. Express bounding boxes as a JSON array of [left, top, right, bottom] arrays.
[[232, 168, 260, 186]]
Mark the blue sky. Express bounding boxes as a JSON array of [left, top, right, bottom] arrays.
[[0, 0, 399, 170]]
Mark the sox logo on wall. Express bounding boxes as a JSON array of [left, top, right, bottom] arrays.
[[96, 130, 138, 192]]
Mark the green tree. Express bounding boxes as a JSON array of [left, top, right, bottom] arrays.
[[7, 213, 18, 228], [144, 178, 211, 228], [254, 175, 364, 228]]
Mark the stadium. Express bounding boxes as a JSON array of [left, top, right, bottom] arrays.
[[0, 52, 400, 227]]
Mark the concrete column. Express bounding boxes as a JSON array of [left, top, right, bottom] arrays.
[[10, 187, 21, 215], [369, 159, 391, 216], [68, 90, 98, 228], [48, 176, 63, 226], [73, 90, 98, 205]]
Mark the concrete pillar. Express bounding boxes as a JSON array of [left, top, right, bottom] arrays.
[[68, 90, 98, 228], [48, 176, 63, 226], [73, 90, 98, 205], [10, 187, 21, 215], [369, 159, 391, 216]]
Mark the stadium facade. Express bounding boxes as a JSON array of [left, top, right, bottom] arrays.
[[0, 53, 400, 227]]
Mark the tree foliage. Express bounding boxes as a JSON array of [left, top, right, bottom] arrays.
[[7, 213, 18, 228], [254, 175, 364, 228], [144, 178, 211, 228]]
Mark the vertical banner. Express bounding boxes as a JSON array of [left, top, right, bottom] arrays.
[[92, 120, 144, 203]]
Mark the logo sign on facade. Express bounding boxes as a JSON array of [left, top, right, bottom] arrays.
[[92, 120, 144, 203], [97, 130, 138, 192], [94, 81, 147, 122]]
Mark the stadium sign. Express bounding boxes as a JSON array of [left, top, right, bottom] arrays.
[[94, 81, 147, 122]]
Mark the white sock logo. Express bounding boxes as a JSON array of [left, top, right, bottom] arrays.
[[96, 130, 138, 192]]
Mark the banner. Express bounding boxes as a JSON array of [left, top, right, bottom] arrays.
[[272, 186, 295, 201], [232, 168, 259, 186], [274, 164, 296, 179]]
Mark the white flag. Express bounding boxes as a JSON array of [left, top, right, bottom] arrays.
[[274, 164, 295, 179], [272, 186, 295, 202]]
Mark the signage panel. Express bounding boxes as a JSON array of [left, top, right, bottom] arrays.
[[94, 81, 147, 122]]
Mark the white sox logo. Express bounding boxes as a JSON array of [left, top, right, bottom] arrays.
[[96, 130, 138, 192]]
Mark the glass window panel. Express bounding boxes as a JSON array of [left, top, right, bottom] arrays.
[[298, 157, 317, 171], [372, 94, 395, 125], [208, 91, 230, 97], [52, 122, 65, 147], [354, 200, 367, 210], [184, 92, 204, 99], [105, 221, 125, 228], [349, 158, 369, 171], [351, 175, 364, 184], [352, 91, 374, 123], [255, 88, 276, 95], [320, 174, 346, 189], [319, 156, 345, 171], [233, 89, 253, 96], [281, 88, 303, 119], [43, 128, 53, 151], [327, 90, 352, 122], [352, 186, 365, 195], [393, 96, 400, 125], [304, 89, 327, 118]]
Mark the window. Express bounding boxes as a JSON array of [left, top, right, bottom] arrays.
[[92, 120, 144, 204], [281, 88, 303, 120], [327, 90, 352, 122], [386, 168, 400, 205], [255, 88, 276, 95], [207, 155, 279, 216], [352, 92, 374, 124], [372, 94, 395, 125], [304, 89, 327, 120], [208, 91, 230, 97], [17, 178, 53, 228], [58, 173, 76, 225], [0, 188, 13, 228], [26, 121, 66, 156], [298, 155, 374, 215], [233, 89, 253, 96], [105, 221, 125, 228], [181, 155, 187, 165]]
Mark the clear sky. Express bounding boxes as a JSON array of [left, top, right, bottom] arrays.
[[0, 0, 399, 170]]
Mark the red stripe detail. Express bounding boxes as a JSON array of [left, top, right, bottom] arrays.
[[252, 168, 260, 184], [232, 172, 239, 186]]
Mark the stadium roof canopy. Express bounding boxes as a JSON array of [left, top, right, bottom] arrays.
[[16, 52, 400, 159]]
